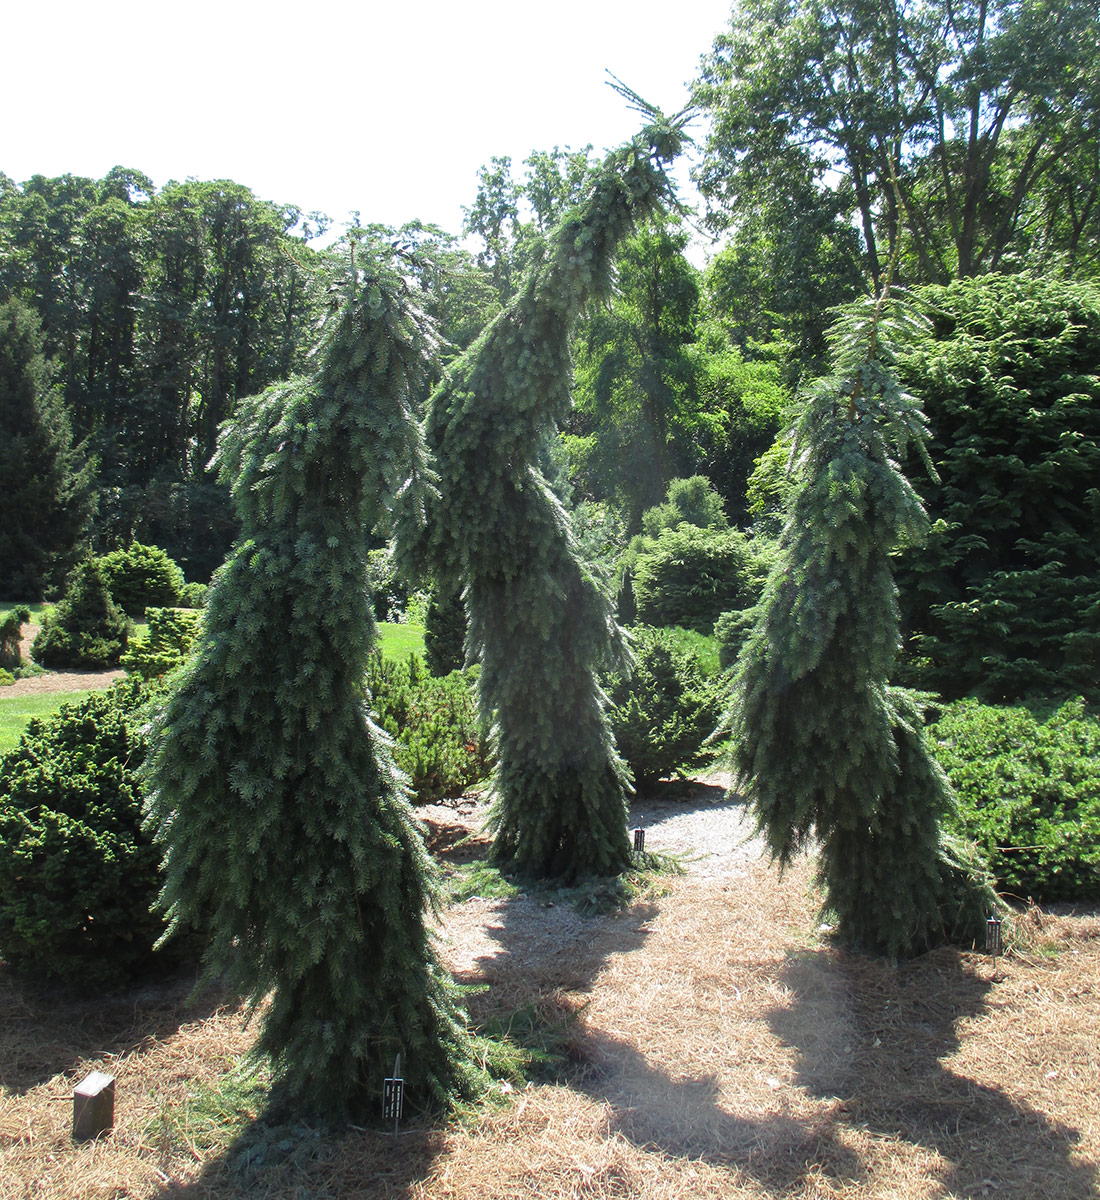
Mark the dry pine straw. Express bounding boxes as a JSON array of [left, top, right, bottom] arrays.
[[1, 851, 1098, 1200]]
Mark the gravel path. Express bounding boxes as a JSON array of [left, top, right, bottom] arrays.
[[1, 624, 125, 697]]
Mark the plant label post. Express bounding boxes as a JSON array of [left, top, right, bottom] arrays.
[[72, 1071, 115, 1140], [633, 828, 646, 856], [383, 1053, 404, 1140], [986, 914, 1003, 975]]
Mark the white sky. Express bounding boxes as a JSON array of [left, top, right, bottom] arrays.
[[6, 0, 732, 244]]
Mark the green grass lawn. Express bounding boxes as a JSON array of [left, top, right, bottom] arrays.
[[0, 601, 53, 623], [377, 621, 425, 661], [0, 691, 91, 757]]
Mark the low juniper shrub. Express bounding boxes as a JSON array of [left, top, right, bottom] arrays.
[[929, 697, 1100, 902]]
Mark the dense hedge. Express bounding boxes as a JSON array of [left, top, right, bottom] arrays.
[[606, 625, 722, 788], [0, 679, 201, 987], [930, 698, 1100, 902]]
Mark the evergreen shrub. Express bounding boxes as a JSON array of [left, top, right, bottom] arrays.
[[99, 541, 185, 617], [0, 605, 31, 671], [897, 276, 1100, 702], [632, 525, 768, 632], [0, 679, 200, 988], [606, 626, 722, 788], [121, 607, 201, 679], [179, 582, 208, 609], [32, 559, 131, 668], [714, 607, 757, 670], [367, 653, 491, 802], [929, 698, 1100, 901], [424, 586, 467, 677]]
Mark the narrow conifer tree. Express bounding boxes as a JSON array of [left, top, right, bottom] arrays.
[[722, 291, 990, 958], [405, 97, 690, 881], [143, 247, 477, 1120]]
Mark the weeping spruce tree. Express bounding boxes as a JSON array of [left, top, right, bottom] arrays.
[[406, 94, 690, 881], [723, 291, 991, 959], [143, 247, 477, 1120]]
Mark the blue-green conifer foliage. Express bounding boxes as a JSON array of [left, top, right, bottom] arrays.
[[405, 109, 690, 880], [722, 294, 990, 958], [143, 250, 476, 1120]]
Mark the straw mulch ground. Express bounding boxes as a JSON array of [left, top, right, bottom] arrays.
[[1, 786, 1097, 1200]]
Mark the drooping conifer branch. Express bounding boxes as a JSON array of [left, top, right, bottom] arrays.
[[721, 290, 991, 958], [143, 243, 477, 1120], [404, 112, 689, 881]]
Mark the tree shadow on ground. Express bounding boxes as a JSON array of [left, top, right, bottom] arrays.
[[766, 947, 1099, 1199], [0, 962, 225, 1095]]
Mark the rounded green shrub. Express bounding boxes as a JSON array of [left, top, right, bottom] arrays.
[[929, 698, 1100, 902], [98, 541, 185, 617], [606, 626, 723, 788], [632, 526, 768, 633], [0, 679, 201, 988], [32, 559, 131, 669]]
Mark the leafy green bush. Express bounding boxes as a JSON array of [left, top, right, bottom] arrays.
[[0, 605, 30, 671], [0, 679, 201, 987], [929, 698, 1100, 901], [367, 653, 491, 802], [632, 526, 769, 633], [641, 475, 728, 537], [121, 607, 201, 679], [606, 626, 723, 788], [98, 541, 185, 617], [32, 559, 131, 669]]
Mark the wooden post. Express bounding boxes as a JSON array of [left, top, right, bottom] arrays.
[[73, 1071, 115, 1140]]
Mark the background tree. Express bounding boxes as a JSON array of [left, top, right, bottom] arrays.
[[721, 291, 990, 958], [0, 297, 95, 598], [895, 274, 1100, 701], [694, 0, 1100, 287], [566, 220, 702, 525], [407, 97, 691, 881], [143, 246, 476, 1121]]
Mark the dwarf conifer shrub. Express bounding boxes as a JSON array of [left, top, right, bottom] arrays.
[[367, 653, 490, 802], [606, 626, 722, 787], [32, 559, 131, 668], [99, 541, 185, 617], [930, 698, 1100, 901], [0, 605, 31, 671], [632, 525, 768, 633], [179, 581, 208, 609], [0, 679, 199, 988], [121, 607, 201, 679]]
